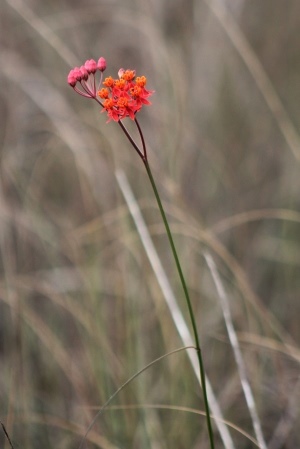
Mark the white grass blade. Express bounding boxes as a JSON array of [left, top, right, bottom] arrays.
[[116, 168, 236, 449], [204, 252, 267, 449]]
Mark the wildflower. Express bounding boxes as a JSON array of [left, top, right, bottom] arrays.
[[103, 76, 115, 88], [98, 88, 109, 99], [129, 84, 152, 109], [102, 98, 119, 122], [116, 93, 136, 120], [70, 56, 216, 449], [121, 69, 136, 82], [68, 57, 154, 122], [114, 78, 126, 91], [135, 76, 147, 87]]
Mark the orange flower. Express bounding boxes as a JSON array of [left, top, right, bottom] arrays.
[[103, 76, 115, 88], [98, 88, 109, 99], [135, 76, 147, 87], [114, 79, 126, 90], [121, 70, 136, 81]]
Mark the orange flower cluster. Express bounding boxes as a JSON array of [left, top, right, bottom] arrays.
[[98, 69, 154, 122]]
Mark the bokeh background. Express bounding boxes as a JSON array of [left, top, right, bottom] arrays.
[[1, 0, 300, 448]]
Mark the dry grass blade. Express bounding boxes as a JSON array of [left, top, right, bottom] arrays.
[[204, 252, 267, 449], [205, 0, 300, 161], [211, 208, 300, 235], [1, 421, 16, 449], [78, 346, 195, 449], [86, 404, 260, 448], [237, 333, 300, 363], [14, 414, 121, 449], [5, 0, 76, 66], [0, 288, 89, 409]]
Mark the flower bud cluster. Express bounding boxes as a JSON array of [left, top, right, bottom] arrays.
[[67, 57, 107, 98]]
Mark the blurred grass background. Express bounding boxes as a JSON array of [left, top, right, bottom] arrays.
[[1, 0, 300, 448]]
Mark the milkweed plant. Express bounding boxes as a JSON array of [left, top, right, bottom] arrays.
[[68, 57, 215, 449]]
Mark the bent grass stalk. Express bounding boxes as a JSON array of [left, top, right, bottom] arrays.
[[68, 59, 215, 449], [78, 346, 195, 449]]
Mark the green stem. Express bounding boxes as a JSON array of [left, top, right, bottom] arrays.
[[143, 158, 215, 449], [110, 115, 215, 448]]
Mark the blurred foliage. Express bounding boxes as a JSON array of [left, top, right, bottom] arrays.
[[0, 0, 300, 448]]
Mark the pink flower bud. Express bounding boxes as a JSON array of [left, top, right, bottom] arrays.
[[84, 59, 97, 74], [73, 67, 83, 81], [80, 65, 89, 80], [97, 57, 106, 72], [67, 69, 77, 87]]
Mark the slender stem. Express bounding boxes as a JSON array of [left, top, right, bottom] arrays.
[[92, 105, 215, 446], [143, 158, 215, 449], [118, 120, 144, 160], [134, 118, 147, 160]]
